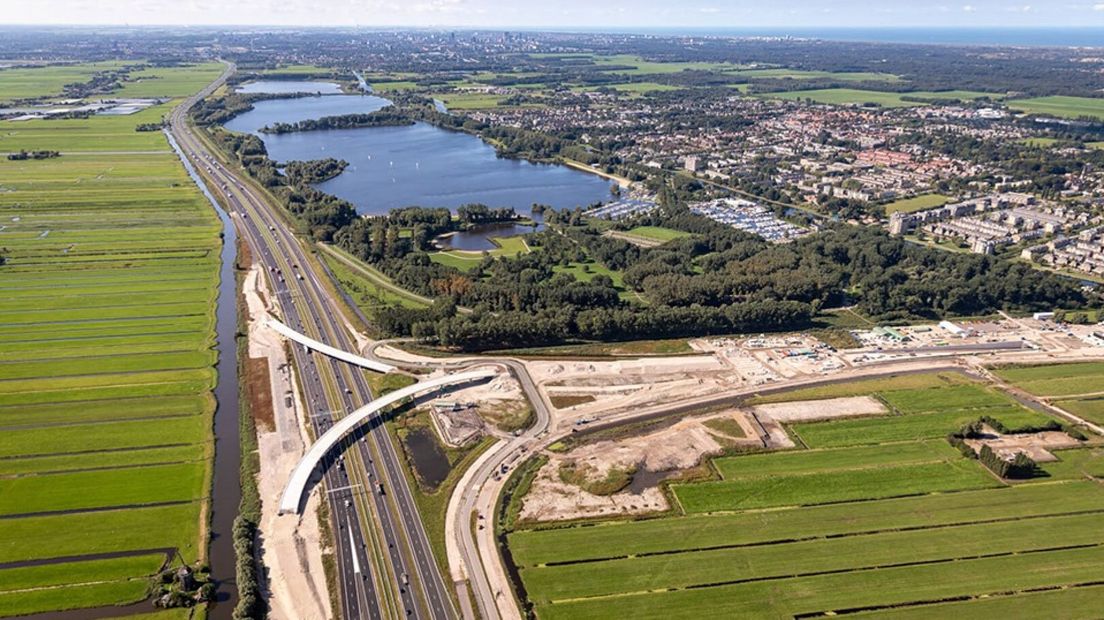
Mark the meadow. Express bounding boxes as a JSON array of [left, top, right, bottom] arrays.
[[428, 235, 531, 270], [729, 68, 902, 82], [883, 193, 950, 214], [673, 459, 999, 512], [1008, 95, 1104, 121], [624, 225, 692, 242], [0, 104, 177, 152], [508, 372, 1098, 619], [537, 545, 1104, 620], [766, 88, 924, 107], [791, 407, 1049, 447], [765, 88, 1000, 108], [994, 362, 1104, 397], [0, 64, 221, 616], [111, 62, 225, 98], [1055, 397, 1104, 425], [0, 61, 132, 102]]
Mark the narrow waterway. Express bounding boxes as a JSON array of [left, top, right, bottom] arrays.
[[167, 130, 242, 618]]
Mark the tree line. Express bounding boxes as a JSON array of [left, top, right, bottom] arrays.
[[260, 110, 413, 134]]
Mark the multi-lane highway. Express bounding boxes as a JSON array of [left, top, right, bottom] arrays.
[[169, 63, 455, 620], [363, 342, 552, 620]]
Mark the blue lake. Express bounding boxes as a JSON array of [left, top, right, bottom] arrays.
[[225, 95, 616, 222], [223, 94, 391, 134], [235, 80, 344, 95]]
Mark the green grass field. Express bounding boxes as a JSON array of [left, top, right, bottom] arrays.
[[766, 88, 924, 108], [509, 369, 1090, 618], [883, 193, 950, 215], [730, 68, 903, 82], [0, 61, 132, 102], [1055, 397, 1104, 425], [112, 63, 224, 98], [522, 512, 1100, 602], [537, 545, 1104, 619], [878, 384, 1013, 413], [748, 371, 971, 404], [429, 235, 531, 270], [0, 103, 178, 152], [369, 80, 419, 92], [792, 407, 1049, 447], [674, 459, 999, 512], [711, 440, 958, 479], [588, 54, 748, 75], [1008, 95, 1104, 121], [508, 480, 1104, 566], [995, 362, 1104, 397], [0, 63, 220, 615], [766, 88, 999, 108], [624, 225, 692, 242], [322, 248, 431, 311], [431, 91, 539, 110]]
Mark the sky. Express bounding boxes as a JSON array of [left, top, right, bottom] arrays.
[[2, 0, 1104, 29]]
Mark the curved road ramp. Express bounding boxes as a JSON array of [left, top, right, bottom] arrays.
[[279, 368, 498, 515], [267, 317, 396, 373]]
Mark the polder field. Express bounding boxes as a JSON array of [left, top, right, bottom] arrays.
[[0, 67, 221, 616], [0, 61, 133, 102], [507, 371, 1104, 619], [995, 362, 1104, 427]]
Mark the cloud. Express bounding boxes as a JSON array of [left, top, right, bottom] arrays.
[[962, 4, 976, 11], [1095, 3, 1104, 10]]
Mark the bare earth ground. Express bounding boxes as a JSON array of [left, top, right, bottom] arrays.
[[520, 411, 760, 522], [752, 395, 887, 422], [965, 426, 1083, 462], [521, 397, 885, 522], [427, 370, 526, 444], [244, 266, 332, 620]]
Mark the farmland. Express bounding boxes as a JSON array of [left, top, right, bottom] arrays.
[[0, 63, 221, 616], [766, 88, 924, 108], [994, 362, 1104, 397], [673, 459, 999, 512], [764, 88, 1001, 108], [0, 61, 132, 102], [507, 372, 1101, 619], [111, 62, 225, 98], [1008, 95, 1104, 121]]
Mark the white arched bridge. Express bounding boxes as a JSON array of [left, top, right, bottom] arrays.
[[267, 317, 396, 373], [278, 369, 497, 514], [268, 318, 498, 515]]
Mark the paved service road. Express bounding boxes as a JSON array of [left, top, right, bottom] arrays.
[[364, 341, 551, 620], [168, 62, 456, 620]]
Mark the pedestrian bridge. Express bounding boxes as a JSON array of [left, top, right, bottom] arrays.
[[278, 368, 498, 515], [267, 317, 396, 374]]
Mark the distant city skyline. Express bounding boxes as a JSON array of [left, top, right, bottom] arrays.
[[3, 0, 1104, 29]]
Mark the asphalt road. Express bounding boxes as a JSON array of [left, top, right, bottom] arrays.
[[364, 341, 551, 620], [169, 63, 455, 620]]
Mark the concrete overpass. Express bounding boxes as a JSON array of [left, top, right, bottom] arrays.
[[279, 368, 498, 515]]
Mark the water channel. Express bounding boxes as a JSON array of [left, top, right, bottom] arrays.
[[167, 130, 241, 619]]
